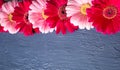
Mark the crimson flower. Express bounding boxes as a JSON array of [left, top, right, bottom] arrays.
[[0, 0, 4, 7], [44, 0, 78, 34], [12, 0, 39, 36], [0, 0, 5, 32], [87, 0, 120, 34]]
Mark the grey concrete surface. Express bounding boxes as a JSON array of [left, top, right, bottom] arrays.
[[0, 29, 120, 70]]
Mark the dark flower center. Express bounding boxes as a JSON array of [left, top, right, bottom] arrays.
[[58, 5, 67, 20], [24, 13, 29, 23], [103, 6, 117, 19]]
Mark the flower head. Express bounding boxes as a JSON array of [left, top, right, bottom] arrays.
[[0, 0, 4, 8], [12, 0, 39, 36], [0, 0, 19, 34], [44, 0, 78, 34], [29, 0, 54, 34], [0, 0, 5, 32], [66, 0, 93, 30], [87, 0, 120, 34]]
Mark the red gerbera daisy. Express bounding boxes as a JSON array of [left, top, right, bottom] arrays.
[[0, 0, 4, 7], [0, 0, 5, 32], [12, 0, 39, 36], [87, 0, 120, 34], [44, 0, 78, 34]]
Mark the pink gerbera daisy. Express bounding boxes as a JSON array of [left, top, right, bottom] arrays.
[[0, 0, 20, 34], [66, 0, 93, 30], [29, 0, 54, 34], [44, 0, 78, 34], [12, 0, 40, 36], [87, 0, 120, 34]]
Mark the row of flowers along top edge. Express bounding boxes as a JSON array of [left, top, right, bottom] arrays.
[[0, 0, 119, 36]]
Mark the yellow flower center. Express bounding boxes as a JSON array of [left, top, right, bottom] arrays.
[[80, 3, 91, 15], [8, 14, 13, 22], [103, 6, 117, 19], [42, 11, 48, 20]]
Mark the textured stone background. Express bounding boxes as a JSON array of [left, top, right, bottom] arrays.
[[0, 0, 120, 70], [0, 29, 120, 70]]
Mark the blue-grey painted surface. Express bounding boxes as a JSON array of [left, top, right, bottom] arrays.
[[0, 29, 120, 70]]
